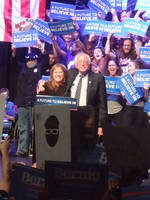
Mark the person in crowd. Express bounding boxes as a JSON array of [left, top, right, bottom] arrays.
[[40, 44, 59, 76], [66, 52, 108, 137], [121, 60, 149, 128], [14, 52, 41, 156], [51, 31, 85, 69], [103, 58, 124, 127], [0, 136, 11, 198], [37, 63, 68, 96], [0, 88, 16, 132]]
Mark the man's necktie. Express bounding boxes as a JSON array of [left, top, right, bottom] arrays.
[[75, 75, 83, 106]]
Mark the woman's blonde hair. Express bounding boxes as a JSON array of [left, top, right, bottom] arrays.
[[46, 63, 67, 91]]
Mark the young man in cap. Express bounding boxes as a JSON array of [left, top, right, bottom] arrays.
[[15, 52, 41, 156]]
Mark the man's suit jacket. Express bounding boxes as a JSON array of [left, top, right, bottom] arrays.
[[66, 68, 108, 127]]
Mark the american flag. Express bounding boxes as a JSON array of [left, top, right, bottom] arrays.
[[0, 0, 46, 42]]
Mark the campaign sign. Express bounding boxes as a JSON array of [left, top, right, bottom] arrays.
[[12, 30, 38, 48], [74, 9, 98, 25], [48, 19, 75, 35], [9, 164, 45, 200], [105, 76, 120, 95], [50, 1, 75, 20], [123, 18, 149, 36], [122, 0, 128, 10], [83, 20, 103, 35], [30, 18, 51, 43], [135, 0, 150, 12], [109, 0, 122, 11], [83, 20, 123, 35], [42, 75, 50, 81], [121, 185, 150, 200], [117, 73, 143, 105], [144, 94, 150, 112], [88, 0, 112, 17], [36, 95, 77, 110], [135, 69, 150, 87], [139, 47, 150, 64], [45, 161, 108, 199]]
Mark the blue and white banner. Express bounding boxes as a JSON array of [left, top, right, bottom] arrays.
[[135, 69, 150, 87], [42, 75, 50, 81], [109, 0, 122, 11], [117, 73, 143, 105], [88, 0, 112, 17], [122, 0, 128, 10], [12, 30, 38, 48], [83, 19, 123, 36], [123, 18, 149, 36], [74, 9, 98, 25], [144, 94, 150, 112], [135, 0, 150, 12], [36, 95, 77, 110], [49, 2, 75, 20], [139, 47, 150, 64], [31, 18, 51, 43], [48, 19, 76, 35], [105, 76, 120, 95]]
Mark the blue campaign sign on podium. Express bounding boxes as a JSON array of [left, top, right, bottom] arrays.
[[36, 95, 77, 110]]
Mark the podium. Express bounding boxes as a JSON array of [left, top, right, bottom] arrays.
[[34, 96, 82, 168]]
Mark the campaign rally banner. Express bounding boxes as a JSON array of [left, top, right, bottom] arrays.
[[9, 164, 45, 200], [36, 95, 77, 110], [83, 19, 123, 35], [135, 0, 150, 12], [109, 0, 122, 11], [45, 161, 108, 199], [74, 9, 98, 25], [139, 47, 150, 64], [48, 19, 76, 35], [123, 18, 149, 36], [144, 94, 150, 112], [50, 2, 75, 20], [135, 69, 150, 87], [31, 18, 51, 43], [105, 76, 120, 95], [12, 30, 38, 48], [117, 73, 143, 105], [88, 0, 112, 17]]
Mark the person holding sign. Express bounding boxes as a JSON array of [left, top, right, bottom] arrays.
[[121, 60, 149, 128], [37, 63, 68, 96], [104, 58, 125, 127]]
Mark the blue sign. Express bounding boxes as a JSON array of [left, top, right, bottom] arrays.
[[83, 19, 123, 35], [122, 0, 128, 10], [50, 2, 75, 20], [109, 0, 122, 11], [48, 19, 76, 35], [117, 73, 143, 105], [144, 94, 150, 112], [139, 47, 150, 64], [135, 69, 150, 87], [12, 30, 38, 48], [31, 18, 51, 43], [9, 164, 45, 200], [88, 0, 112, 17], [105, 76, 121, 95], [36, 95, 77, 110], [135, 0, 150, 12], [45, 161, 108, 199], [123, 18, 149, 36], [75, 9, 98, 25], [42, 75, 50, 81]]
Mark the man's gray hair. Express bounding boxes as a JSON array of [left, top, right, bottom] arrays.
[[74, 52, 91, 66]]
